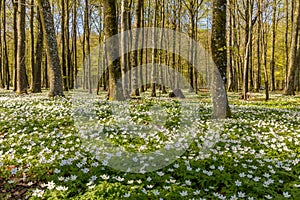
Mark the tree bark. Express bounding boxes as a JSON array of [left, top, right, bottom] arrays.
[[270, 0, 277, 91], [285, 0, 300, 95], [120, 0, 130, 98], [104, 0, 124, 100], [2, 0, 9, 90], [16, 0, 28, 94], [32, 8, 43, 93], [61, 0, 68, 91], [38, 0, 64, 97], [211, 0, 231, 118], [130, 0, 143, 96], [151, 0, 158, 97]]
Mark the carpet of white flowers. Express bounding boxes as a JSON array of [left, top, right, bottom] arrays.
[[0, 90, 300, 200]]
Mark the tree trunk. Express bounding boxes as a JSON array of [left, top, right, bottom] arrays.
[[120, 0, 130, 98], [13, 1, 17, 91], [285, 0, 289, 87], [285, 0, 300, 95], [72, 2, 77, 89], [61, 0, 68, 91], [84, 0, 92, 94], [260, 0, 269, 100], [30, 0, 35, 92], [32, 8, 43, 93], [130, 0, 143, 96], [104, 0, 124, 100], [270, 0, 277, 91], [66, 0, 72, 90], [2, 0, 9, 90], [38, 0, 64, 97], [211, 0, 231, 118], [16, 0, 28, 94], [151, 0, 158, 97], [139, 0, 145, 93], [0, 0, 3, 89]]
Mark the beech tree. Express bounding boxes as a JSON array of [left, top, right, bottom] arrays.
[[104, 0, 124, 100], [38, 0, 64, 97], [16, 0, 28, 94], [285, 0, 300, 95], [211, 0, 231, 117]]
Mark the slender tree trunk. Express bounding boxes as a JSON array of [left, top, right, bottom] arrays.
[[255, 2, 261, 92], [38, 0, 64, 97], [151, 0, 158, 97], [285, 0, 300, 95], [227, 0, 234, 91], [2, 0, 9, 90], [84, 0, 92, 94], [242, 1, 251, 99], [104, 0, 124, 100], [285, 0, 289, 87], [61, 0, 68, 91], [66, 0, 72, 90], [30, 0, 35, 91], [120, 0, 130, 98], [130, 0, 143, 96], [13, 1, 17, 91], [260, 0, 269, 100], [270, 0, 277, 91], [0, 0, 4, 89], [72, 2, 77, 89], [16, 0, 28, 94], [139, 0, 145, 93], [159, 0, 167, 94], [32, 8, 43, 93]]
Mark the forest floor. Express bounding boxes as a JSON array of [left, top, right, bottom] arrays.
[[0, 89, 300, 199]]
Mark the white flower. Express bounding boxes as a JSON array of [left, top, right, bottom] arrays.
[[265, 194, 272, 199], [152, 190, 160, 196], [47, 181, 55, 190], [239, 172, 246, 178], [100, 174, 110, 180], [218, 166, 224, 171], [32, 188, 44, 197], [157, 171, 164, 176], [147, 177, 152, 182], [124, 192, 130, 198], [235, 180, 242, 187], [90, 176, 97, 181], [253, 177, 261, 182], [56, 185, 68, 191], [71, 175, 77, 181], [185, 180, 192, 186], [283, 192, 291, 198], [193, 190, 200, 195], [173, 163, 179, 168], [11, 168, 18, 175], [238, 191, 245, 198], [230, 195, 238, 200], [180, 191, 188, 196], [115, 176, 124, 182]]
